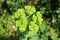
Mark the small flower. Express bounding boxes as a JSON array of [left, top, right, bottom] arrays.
[[19, 26, 26, 32], [32, 15, 37, 21], [31, 7, 36, 13], [25, 5, 31, 10]]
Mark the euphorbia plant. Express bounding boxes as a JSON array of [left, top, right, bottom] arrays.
[[15, 5, 43, 40]]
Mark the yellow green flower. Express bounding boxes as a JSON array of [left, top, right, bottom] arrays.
[[29, 25, 34, 31], [32, 15, 37, 21], [31, 7, 36, 13], [16, 20, 21, 27], [19, 26, 26, 32], [36, 11, 42, 17], [25, 5, 31, 11]]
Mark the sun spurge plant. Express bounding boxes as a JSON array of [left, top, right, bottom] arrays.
[[15, 5, 43, 40]]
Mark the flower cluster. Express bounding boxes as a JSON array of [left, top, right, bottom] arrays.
[[15, 5, 43, 33]]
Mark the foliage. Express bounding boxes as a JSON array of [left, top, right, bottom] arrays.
[[0, 0, 60, 40]]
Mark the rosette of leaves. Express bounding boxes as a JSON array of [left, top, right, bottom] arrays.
[[15, 5, 44, 40]]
